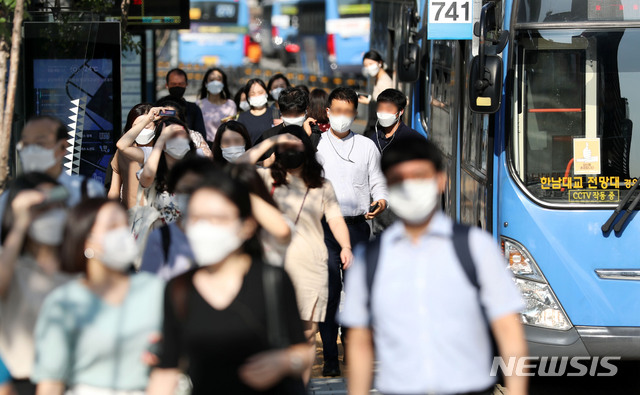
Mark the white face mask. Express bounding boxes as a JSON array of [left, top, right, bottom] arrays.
[[164, 137, 191, 159], [328, 113, 354, 134], [135, 128, 156, 145], [282, 114, 306, 127], [19, 144, 59, 173], [239, 101, 251, 111], [377, 112, 400, 128], [363, 63, 381, 77], [186, 220, 244, 266], [221, 145, 246, 162], [248, 94, 268, 108], [99, 227, 139, 271], [206, 80, 224, 95], [388, 179, 440, 225], [28, 208, 67, 246], [270, 87, 284, 101]]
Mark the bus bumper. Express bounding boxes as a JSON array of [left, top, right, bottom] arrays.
[[526, 325, 640, 359]]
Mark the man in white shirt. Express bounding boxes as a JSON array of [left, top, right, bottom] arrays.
[[341, 136, 528, 395], [316, 87, 388, 377], [0, 116, 105, 237]]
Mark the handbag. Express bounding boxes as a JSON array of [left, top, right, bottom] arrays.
[[128, 183, 160, 268]]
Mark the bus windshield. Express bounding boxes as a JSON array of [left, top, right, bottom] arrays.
[[512, 28, 640, 205]]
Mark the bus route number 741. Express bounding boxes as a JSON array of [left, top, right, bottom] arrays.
[[429, 0, 471, 24]]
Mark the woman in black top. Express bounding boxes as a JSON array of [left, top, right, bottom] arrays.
[[148, 171, 310, 395], [238, 79, 275, 144]]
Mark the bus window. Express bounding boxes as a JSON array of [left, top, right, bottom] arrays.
[[513, 29, 640, 204]]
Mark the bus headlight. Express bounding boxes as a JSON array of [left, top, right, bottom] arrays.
[[501, 237, 572, 331]]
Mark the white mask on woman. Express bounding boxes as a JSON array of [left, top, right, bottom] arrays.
[[363, 63, 381, 78], [28, 208, 67, 246], [206, 80, 224, 95], [164, 137, 191, 159], [270, 87, 284, 101], [99, 227, 139, 271], [221, 146, 246, 163], [248, 94, 268, 108], [135, 128, 156, 145], [282, 114, 306, 127], [388, 179, 440, 225], [239, 101, 251, 111], [186, 221, 244, 266]]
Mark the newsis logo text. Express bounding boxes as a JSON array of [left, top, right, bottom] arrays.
[[490, 356, 621, 377]]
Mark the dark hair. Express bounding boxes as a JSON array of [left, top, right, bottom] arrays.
[[267, 73, 291, 92], [26, 115, 68, 142], [243, 78, 268, 107], [167, 156, 220, 194], [124, 103, 152, 134], [308, 89, 329, 123], [233, 88, 246, 110], [60, 198, 125, 274], [327, 87, 358, 111], [363, 50, 384, 63], [297, 85, 310, 95], [166, 68, 188, 84], [199, 68, 231, 101], [225, 163, 278, 208], [212, 121, 252, 164], [152, 118, 198, 193], [377, 89, 407, 112], [191, 171, 263, 259], [271, 125, 324, 189], [278, 87, 308, 115], [154, 97, 187, 123], [381, 135, 444, 173], [1, 172, 60, 246]]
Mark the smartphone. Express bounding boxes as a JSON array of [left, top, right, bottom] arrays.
[[368, 202, 380, 213], [160, 109, 177, 117]]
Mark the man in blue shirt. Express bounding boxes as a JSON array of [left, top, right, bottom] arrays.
[[341, 136, 528, 395]]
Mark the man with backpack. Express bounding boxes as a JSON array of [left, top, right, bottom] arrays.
[[340, 136, 528, 395]]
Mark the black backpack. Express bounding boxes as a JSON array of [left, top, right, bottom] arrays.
[[364, 223, 501, 383]]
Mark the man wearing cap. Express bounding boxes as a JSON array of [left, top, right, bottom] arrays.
[[341, 136, 528, 395]]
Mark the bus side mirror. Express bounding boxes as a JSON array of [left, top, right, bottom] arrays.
[[468, 55, 503, 114]]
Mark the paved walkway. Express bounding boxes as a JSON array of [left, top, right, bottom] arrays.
[[308, 379, 509, 395]]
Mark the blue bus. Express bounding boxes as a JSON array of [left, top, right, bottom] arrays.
[[179, 0, 250, 66], [325, 0, 372, 72], [398, 0, 640, 358]]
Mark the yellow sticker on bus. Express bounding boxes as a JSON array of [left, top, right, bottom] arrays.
[[568, 190, 620, 203]]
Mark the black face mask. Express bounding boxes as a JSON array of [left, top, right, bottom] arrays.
[[168, 86, 186, 98], [278, 149, 305, 169]]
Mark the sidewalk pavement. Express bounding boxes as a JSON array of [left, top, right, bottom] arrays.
[[308, 379, 509, 395]]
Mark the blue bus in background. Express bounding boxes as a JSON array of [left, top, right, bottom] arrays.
[[396, 0, 640, 359], [325, 0, 371, 71], [179, 0, 250, 66]]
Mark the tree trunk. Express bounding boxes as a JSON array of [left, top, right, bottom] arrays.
[[0, 0, 25, 187], [0, 37, 8, 130]]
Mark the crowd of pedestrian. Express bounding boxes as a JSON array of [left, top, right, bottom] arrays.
[[0, 55, 528, 395]]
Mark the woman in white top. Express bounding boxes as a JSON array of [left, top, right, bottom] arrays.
[[197, 68, 237, 143], [0, 173, 72, 395], [359, 51, 394, 133]]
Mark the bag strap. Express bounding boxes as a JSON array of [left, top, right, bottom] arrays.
[[262, 264, 290, 349], [452, 223, 499, 376], [452, 224, 479, 289], [160, 224, 171, 263], [270, 184, 276, 197], [364, 237, 382, 326], [294, 188, 310, 226]]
